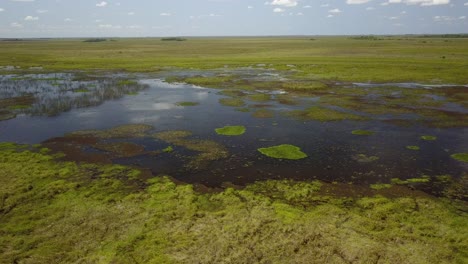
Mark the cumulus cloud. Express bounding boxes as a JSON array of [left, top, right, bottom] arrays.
[[96, 1, 107, 7], [303, 5, 311, 8], [64, 18, 73, 22], [347, 0, 373, 4], [386, 0, 450, 6], [273, 7, 285, 12], [99, 24, 121, 29], [36, 9, 48, 13], [267, 0, 298, 7], [11, 22, 23, 28], [24, 16, 39, 21], [0, 8, 4, 12], [128, 12, 135, 15], [160, 13, 171, 16], [366, 6, 375, 10], [248, 6, 253, 9], [329, 8, 342, 13]]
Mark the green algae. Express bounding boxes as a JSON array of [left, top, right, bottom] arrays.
[[162, 146, 173, 153], [451, 153, 468, 163], [68, 124, 153, 139], [406, 145, 420, 151], [219, 97, 245, 107], [370, 183, 392, 190], [258, 144, 308, 160], [391, 176, 431, 185], [352, 130, 375, 136], [287, 106, 367, 122], [176, 101, 199, 106], [247, 93, 271, 102], [0, 145, 467, 264], [421, 135, 437, 141], [215, 125, 246, 136]]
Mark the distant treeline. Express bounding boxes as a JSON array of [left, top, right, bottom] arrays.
[[161, 37, 187, 41], [83, 38, 108, 43], [417, 34, 468, 38]]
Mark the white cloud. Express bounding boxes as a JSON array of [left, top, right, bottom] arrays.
[[128, 12, 135, 15], [248, 5, 253, 9], [0, 8, 4, 12], [96, 1, 107, 7], [10, 0, 35, 2], [346, 0, 372, 4], [321, 4, 330, 7], [327, 14, 334, 18], [389, 16, 399, 19], [160, 13, 171, 16], [273, 7, 285, 12], [386, 0, 450, 6], [11, 22, 23, 28], [64, 18, 73, 22], [99, 24, 121, 29], [366, 7, 375, 10], [329, 8, 342, 13], [24, 16, 39, 21], [297, 12, 303, 15], [268, 0, 298, 7], [303, 5, 311, 8], [36, 9, 48, 13], [464, 2, 468, 5], [433, 15, 457, 21], [459, 16, 466, 19]]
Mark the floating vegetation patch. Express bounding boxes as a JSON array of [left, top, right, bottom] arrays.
[[421, 135, 437, 141], [451, 153, 468, 163], [94, 142, 146, 158], [154, 130, 228, 169], [0, 110, 15, 121], [183, 75, 234, 88], [176, 101, 199, 107], [235, 107, 250, 112], [218, 89, 248, 97], [369, 183, 393, 190], [276, 94, 298, 105], [391, 176, 431, 185], [69, 124, 154, 139], [287, 106, 367, 122], [252, 109, 274, 118], [219, 97, 245, 107], [352, 130, 375, 136], [163, 146, 174, 153], [406, 146, 420, 151], [258, 144, 308, 160], [281, 81, 327, 91], [247, 93, 271, 102], [352, 154, 379, 163], [215, 125, 246, 136]]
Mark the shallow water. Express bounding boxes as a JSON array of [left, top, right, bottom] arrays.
[[0, 73, 467, 195]]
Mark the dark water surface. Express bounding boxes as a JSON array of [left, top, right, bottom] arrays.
[[0, 73, 466, 193]]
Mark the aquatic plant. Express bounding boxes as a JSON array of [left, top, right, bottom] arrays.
[[94, 142, 146, 157], [352, 130, 375, 136], [258, 144, 308, 160], [0, 144, 467, 263], [421, 135, 437, 141], [176, 101, 199, 106], [391, 176, 431, 185], [406, 146, 420, 150], [69, 124, 154, 138], [215, 125, 246, 136], [219, 97, 245, 107], [247, 93, 271, 102], [287, 106, 367, 122], [117, 80, 138, 86], [451, 153, 468, 162], [163, 146, 174, 153], [369, 184, 392, 190]]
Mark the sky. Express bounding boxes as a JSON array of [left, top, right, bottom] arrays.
[[0, 0, 467, 38]]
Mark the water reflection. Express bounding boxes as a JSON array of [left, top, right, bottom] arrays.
[[0, 73, 148, 117]]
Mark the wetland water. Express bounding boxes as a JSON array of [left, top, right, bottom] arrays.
[[0, 72, 467, 195]]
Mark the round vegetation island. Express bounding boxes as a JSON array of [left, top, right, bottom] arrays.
[[215, 125, 246, 136], [258, 144, 308, 160]]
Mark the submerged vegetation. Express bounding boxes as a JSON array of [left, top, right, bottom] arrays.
[[258, 144, 308, 160], [0, 144, 467, 263], [352, 130, 375, 136], [215, 125, 246, 136], [451, 153, 468, 163]]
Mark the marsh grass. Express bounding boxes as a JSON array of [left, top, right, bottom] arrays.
[[0, 145, 466, 263]]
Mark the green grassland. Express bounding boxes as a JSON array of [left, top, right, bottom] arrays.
[[0, 144, 467, 263], [1, 37, 468, 83]]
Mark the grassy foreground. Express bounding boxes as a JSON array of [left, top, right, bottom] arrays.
[[0, 143, 467, 263], [1, 37, 468, 83]]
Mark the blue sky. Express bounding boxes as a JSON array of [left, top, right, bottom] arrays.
[[0, 0, 467, 37]]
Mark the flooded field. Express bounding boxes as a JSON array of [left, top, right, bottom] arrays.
[[1, 72, 466, 196]]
